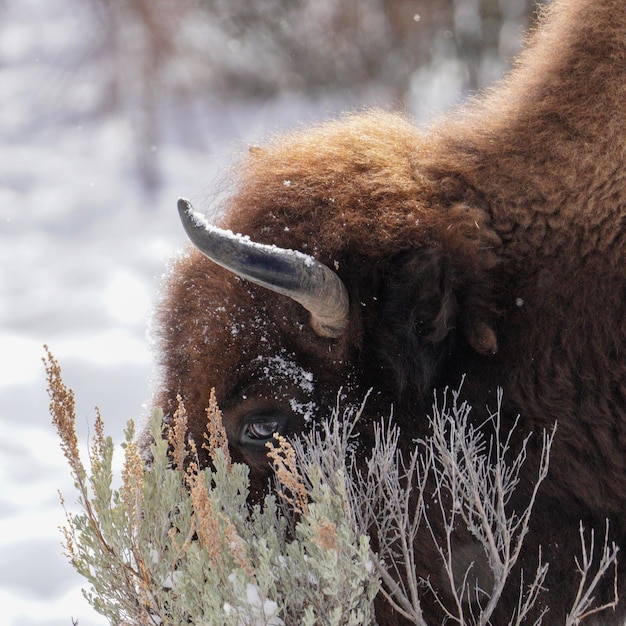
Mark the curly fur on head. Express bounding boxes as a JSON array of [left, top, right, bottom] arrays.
[[151, 0, 626, 623], [221, 111, 503, 383]]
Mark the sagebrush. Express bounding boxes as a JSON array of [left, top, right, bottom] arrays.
[[45, 348, 618, 625], [46, 347, 378, 626]]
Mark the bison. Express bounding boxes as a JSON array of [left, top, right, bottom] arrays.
[[149, 0, 626, 622]]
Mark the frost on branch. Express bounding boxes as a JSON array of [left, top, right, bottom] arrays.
[[289, 387, 619, 625]]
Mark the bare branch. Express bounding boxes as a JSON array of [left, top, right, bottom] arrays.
[[294, 385, 562, 626], [566, 521, 619, 626]]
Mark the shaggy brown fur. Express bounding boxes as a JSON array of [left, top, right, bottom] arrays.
[[151, 0, 626, 622]]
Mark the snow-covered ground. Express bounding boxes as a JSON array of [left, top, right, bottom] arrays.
[[0, 1, 472, 624]]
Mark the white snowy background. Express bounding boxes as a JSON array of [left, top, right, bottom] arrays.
[[0, 0, 525, 624]]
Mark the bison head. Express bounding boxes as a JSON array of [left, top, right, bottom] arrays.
[[153, 111, 502, 497]]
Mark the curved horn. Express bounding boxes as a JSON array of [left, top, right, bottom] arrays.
[[177, 198, 349, 338]]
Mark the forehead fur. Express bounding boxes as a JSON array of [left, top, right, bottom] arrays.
[[155, 248, 353, 421], [219, 110, 442, 263]]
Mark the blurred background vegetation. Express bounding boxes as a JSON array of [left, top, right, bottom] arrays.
[[70, 0, 541, 189]]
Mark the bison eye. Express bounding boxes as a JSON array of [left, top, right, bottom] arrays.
[[239, 414, 289, 448], [248, 421, 278, 439]]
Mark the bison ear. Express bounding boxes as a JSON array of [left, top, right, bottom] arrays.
[[376, 248, 461, 397], [376, 246, 497, 397], [379, 247, 459, 345]]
